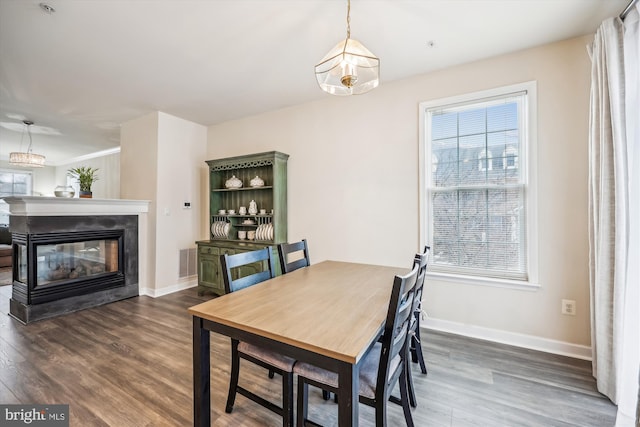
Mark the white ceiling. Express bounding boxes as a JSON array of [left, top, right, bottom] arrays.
[[0, 0, 627, 165]]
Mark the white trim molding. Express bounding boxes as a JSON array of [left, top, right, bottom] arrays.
[[140, 280, 197, 298], [51, 146, 121, 167], [423, 316, 592, 361]]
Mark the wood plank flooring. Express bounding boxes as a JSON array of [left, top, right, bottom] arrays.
[[0, 285, 617, 426]]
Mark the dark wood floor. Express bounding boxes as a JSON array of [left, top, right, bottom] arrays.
[[0, 284, 617, 426]]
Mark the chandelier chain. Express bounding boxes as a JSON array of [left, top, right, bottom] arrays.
[[346, 0, 351, 40], [26, 124, 34, 153]]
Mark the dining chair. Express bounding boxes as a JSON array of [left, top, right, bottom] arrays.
[[406, 246, 430, 408], [277, 239, 310, 273], [277, 239, 339, 399], [294, 264, 419, 427], [220, 247, 295, 427]]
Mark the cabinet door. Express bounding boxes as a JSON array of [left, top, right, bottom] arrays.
[[199, 254, 218, 287], [198, 245, 224, 294]]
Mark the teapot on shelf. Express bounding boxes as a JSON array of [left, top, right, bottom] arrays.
[[248, 200, 258, 215]]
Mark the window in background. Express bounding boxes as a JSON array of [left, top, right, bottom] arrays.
[[0, 169, 32, 197], [419, 82, 538, 285], [0, 169, 33, 224]]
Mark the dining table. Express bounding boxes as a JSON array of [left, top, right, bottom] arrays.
[[188, 259, 408, 427]]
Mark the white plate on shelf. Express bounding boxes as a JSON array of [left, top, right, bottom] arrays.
[[213, 221, 228, 238]]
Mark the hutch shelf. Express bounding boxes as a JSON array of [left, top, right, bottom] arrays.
[[196, 151, 288, 296]]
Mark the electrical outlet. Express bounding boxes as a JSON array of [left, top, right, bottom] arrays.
[[561, 299, 576, 316]]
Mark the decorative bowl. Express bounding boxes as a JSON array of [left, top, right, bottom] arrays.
[[225, 175, 243, 189], [54, 186, 75, 198], [250, 175, 265, 188]]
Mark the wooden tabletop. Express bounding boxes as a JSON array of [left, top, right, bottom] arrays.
[[188, 260, 407, 364]]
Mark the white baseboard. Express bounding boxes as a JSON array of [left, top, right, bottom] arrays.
[[423, 317, 592, 361], [139, 279, 197, 298]]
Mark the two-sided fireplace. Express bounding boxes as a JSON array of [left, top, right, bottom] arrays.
[[9, 214, 139, 323]]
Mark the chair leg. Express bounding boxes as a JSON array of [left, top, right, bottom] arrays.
[[407, 358, 417, 408], [413, 321, 428, 375], [375, 394, 388, 427], [296, 379, 309, 427], [282, 372, 294, 427], [225, 340, 241, 413], [399, 363, 415, 427]]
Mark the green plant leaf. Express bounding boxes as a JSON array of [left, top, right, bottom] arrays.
[[67, 166, 99, 192]]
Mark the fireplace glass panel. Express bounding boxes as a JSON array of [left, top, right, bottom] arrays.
[[16, 244, 27, 283], [36, 239, 119, 286]]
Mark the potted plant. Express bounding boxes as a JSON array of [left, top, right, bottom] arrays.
[[68, 166, 99, 198]]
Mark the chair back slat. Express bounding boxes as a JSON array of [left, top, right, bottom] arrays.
[[411, 246, 431, 314], [220, 247, 276, 294], [376, 263, 419, 398], [389, 284, 416, 358], [277, 239, 310, 274]]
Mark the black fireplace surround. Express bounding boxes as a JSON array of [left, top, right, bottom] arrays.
[[9, 215, 139, 323]]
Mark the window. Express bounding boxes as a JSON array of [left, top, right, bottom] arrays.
[[419, 82, 538, 285], [0, 169, 33, 224], [0, 169, 33, 197], [478, 149, 493, 172], [503, 146, 519, 170]]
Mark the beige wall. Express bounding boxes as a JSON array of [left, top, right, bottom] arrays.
[[155, 112, 208, 292], [206, 35, 593, 347], [121, 111, 207, 295], [121, 112, 160, 292]]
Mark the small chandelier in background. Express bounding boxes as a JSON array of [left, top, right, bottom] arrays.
[[9, 120, 46, 168], [315, 0, 379, 96]]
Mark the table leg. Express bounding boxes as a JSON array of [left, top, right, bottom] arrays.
[[337, 362, 358, 427], [193, 316, 210, 427]]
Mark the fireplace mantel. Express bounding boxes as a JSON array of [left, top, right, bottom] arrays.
[[3, 196, 149, 216], [3, 197, 151, 323]]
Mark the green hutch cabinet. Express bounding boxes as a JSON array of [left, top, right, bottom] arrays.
[[196, 151, 288, 295]]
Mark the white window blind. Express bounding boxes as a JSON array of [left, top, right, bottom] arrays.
[[425, 91, 529, 281]]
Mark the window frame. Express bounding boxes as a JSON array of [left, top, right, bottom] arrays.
[[418, 81, 539, 289], [0, 168, 34, 224], [0, 168, 33, 197]]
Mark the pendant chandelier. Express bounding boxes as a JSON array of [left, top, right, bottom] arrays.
[[315, 0, 379, 96], [9, 120, 46, 168]]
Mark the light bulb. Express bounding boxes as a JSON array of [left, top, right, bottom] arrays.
[[340, 59, 358, 88]]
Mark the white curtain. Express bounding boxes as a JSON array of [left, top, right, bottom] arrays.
[[617, 4, 640, 426], [588, 4, 640, 427]]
